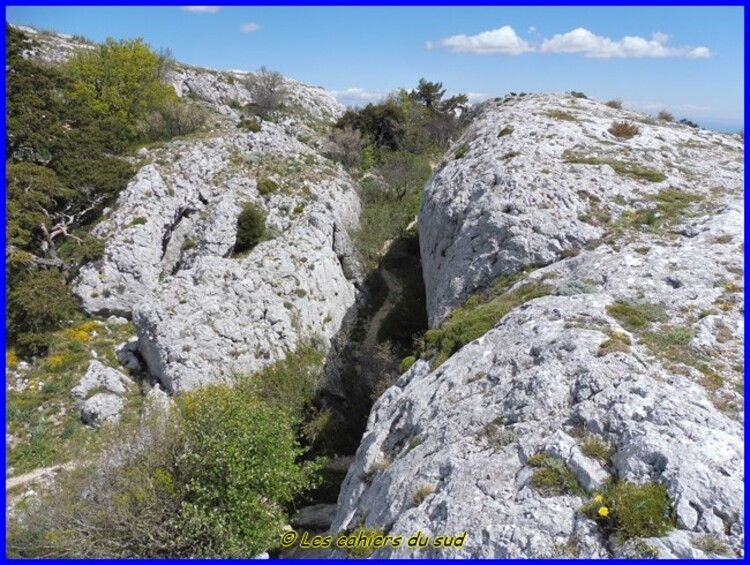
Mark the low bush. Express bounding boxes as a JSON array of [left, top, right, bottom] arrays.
[[570, 91, 588, 99], [257, 178, 279, 196], [605, 99, 623, 109], [608, 121, 640, 139], [657, 109, 674, 122], [7, 269, 78, 355], [582, 481, 676, 541], [7, 384, 321, 558], [233, 202, 266, 256]]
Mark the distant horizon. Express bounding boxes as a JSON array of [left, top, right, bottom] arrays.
[[6, 6, 744, 134]]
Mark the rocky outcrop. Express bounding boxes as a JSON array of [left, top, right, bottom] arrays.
[[420, 93, 742, 327], [169, 67, 344, 123], [74, 120, 360, 393], [333, 93, 744, 558], [72, 361, 134, 426]]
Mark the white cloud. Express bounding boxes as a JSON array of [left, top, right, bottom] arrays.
[[427, 25, 534, 55], [540, 27, 713, 59], [651, 31, 671, 44], [429, 25, 713, 59], [687, 46, 712, 59], [240, 22, 261, 33], [465, 92, 491, 104], [182, 6, 220, 13], [331, 87, 387, 107]]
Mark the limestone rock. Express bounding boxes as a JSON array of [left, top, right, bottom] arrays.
[[334, 94, 744, 558], [71, 361, 133, 400], [73, 119, 361, 393], [80, 393, 125, 427]]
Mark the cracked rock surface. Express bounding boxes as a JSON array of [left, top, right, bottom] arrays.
[[334, 93, 744, 558]]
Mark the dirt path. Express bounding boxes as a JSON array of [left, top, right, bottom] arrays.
[[362, 265, 403, 353], [6, 462, 75, 491]]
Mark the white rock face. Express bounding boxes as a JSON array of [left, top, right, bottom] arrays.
[[168, 66, 344, 123], [420, 93, 744, 327], [73, 123, 360, 393], [334, 94, 744, 558]]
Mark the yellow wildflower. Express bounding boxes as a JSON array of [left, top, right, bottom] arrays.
[[594, 495, 604, 503], [598, 506, 609, 517]]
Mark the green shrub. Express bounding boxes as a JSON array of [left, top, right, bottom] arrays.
[[399, 355, 417, 373], [241, 345, 324, 418], [582, 481, 676, 541], [608, 121, 640, 139], [130, 217, 148, 226], [65, 37, 179, 137], [570, 91, 588, 99], [454, 144, 469, 159], [233, 202, 266, 256], [498, 126, 514, 137], [257, 178, 279, 196], [7, 385, 320, 558], [138, 100, 206, 140], [7, 269, 78, 355]]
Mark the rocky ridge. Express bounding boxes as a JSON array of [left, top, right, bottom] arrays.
[[333, 93, 744, 558]]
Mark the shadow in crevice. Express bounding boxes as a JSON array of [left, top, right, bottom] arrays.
[[316, 229, 428, 457]]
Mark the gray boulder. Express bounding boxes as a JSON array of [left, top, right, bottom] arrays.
[[80, 393, 125, 427], [71, 361, 133, 400]]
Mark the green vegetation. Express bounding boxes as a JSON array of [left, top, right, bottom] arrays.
[[580, 436, 614, 463], [546, 110, 578, 122], [606, 298, 668, 331], [233, 202, 267, 256], [6, 320, 139, 474], [498, 125, 514, 137], [257, 178, 279, 195], [692, 535, 731, 556], [421, 272, 552, 367], [454, 144, 469, 159], [237, 117, 262, 132], [605, 99, 623, 109], [7, 382, 320, 558], [608, 121, 640, 139], [352, 156, 431, 268], [597, 330, 632, 356], [582, 481, 676, 541], [570, 91, 588, 99], [564, 151, 666, 183], [5, 25, 200, 356], [528, 453, 587, 497]]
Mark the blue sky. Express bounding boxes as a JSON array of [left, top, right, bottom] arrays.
[[6, 5, 745, 132]]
